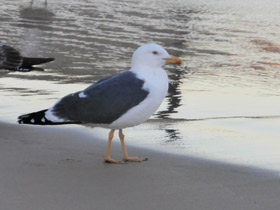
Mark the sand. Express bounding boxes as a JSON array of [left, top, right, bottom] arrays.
[[1, 121, 280, 210]]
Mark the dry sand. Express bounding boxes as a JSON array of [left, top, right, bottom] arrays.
[[1, 121, 280, 210]]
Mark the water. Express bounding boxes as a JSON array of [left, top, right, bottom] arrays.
[[0, 0, 280, 171]]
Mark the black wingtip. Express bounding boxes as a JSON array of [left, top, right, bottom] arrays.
[[18, 109, 81, 125], [21, 57, 55, 68], [18, 114, 27, 124], [18, 109, 49, 125]]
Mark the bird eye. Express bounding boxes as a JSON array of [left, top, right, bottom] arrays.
[[152, 51, 158, 55]]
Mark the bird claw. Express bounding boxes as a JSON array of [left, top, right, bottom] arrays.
[[104, 157, 126, 164], [104, 156, 148, 164], [123, 157, 148, 162]]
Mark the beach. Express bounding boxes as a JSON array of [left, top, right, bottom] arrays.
[[1, 0, 280, 171], [1, 0, 280, 209], [1, 121, 280, 210]]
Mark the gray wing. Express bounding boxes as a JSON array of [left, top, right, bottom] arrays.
[[52, 71, 149, 124], [0, 44, 23, 70]]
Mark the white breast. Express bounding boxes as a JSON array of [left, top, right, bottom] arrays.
[[109, 67, 168, 129]]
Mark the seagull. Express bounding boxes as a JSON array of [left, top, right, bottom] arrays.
[[18, 43, 182, 163], [0, 42, 54, 72]]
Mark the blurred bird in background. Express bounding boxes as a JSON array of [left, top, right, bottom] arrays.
[[0, 42, 54, 72]]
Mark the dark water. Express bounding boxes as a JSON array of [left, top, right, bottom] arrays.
[[0, 0, 280, 171]]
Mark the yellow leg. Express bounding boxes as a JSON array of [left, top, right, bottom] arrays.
[[104, 129, 124, 164], [119, 129, 148, 162]]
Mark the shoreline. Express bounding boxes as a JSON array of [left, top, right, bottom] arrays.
[[1, 121, 280, 210]]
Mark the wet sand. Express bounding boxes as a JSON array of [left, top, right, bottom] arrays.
[[1, 121, 280, 210], [1, 0, 280, 209]]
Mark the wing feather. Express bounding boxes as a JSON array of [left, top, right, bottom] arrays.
[[52, 71, 149, 124]]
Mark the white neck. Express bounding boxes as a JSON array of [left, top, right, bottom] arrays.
[[129, 67, 169, 94]]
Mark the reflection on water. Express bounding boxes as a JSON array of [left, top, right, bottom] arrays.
[[164, 128, 182, 143], [19, 4, 54, 23], [0, 0, 280, 170], [156, 69, 185, 119]]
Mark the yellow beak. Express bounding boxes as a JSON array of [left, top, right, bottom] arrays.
[[164, 56, 182, 65]]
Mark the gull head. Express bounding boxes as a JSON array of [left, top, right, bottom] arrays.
[[131, 43, 181, 69]]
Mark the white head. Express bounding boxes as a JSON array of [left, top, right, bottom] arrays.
[[131, 43, 181, 69]]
